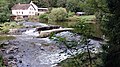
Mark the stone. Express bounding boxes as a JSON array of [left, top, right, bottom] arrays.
[[40, 47, 45, 51], [19, 60, 22, 63], [4, 41, 9, 45], [8, 56, 14, 60], [6, 46, 19, 54], [3, 58, 9, 66]]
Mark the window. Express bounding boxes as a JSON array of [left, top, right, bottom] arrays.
[[16, 12, 18, 14], [30, 8, 33, 10], [29, 12, 31, 14]]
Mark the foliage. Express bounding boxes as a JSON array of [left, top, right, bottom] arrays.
[[1, 22, 23, 29], [79, 0, 108, 14], [67, 16, 80, 21], [32, 0, 57, 7], [0, 13, 10, 22], [0, 56, 5, 67], [39, 13, 48, 23], [73, 19, 93, 37], [56, 0, 66, 7], [49, 7, 67, 22], [101, 0, 120, 67], [66, 0, 82, 12], [67, 11, 75, 17], [1, 28, 9, 34], [59, 52, 103, 67], [0, 0, 10, 22], [80, 15, 96, 21], [0, 22, 23, 34]]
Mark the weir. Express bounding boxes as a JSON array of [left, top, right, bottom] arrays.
[[36, 25, 73, 37]]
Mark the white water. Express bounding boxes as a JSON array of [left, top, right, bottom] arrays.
[[22, 28, 40, 37], [19, 28, 70, 67]]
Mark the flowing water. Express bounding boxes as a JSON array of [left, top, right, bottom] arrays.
[[0, 22, 102, 67]]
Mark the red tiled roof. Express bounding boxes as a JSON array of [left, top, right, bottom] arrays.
[[11, 4, 31, 10]]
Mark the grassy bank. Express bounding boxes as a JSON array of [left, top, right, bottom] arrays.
[[0, 22, 24, 34], [0, 35, 16, 41]]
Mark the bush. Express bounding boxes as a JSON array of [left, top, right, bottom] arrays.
[[1, 28, 9, 34], [0, 56, 4, 67], [49, 7, 67, 22], [39, 13, 48, 23], [10, 22, 17, 28], [67, 16, 80, 21], [67, 11, 75, 17]]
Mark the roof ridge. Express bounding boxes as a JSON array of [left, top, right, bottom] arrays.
[[11, 4, 31, 10]]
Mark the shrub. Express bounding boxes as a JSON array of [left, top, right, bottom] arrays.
[[67, 16, 80, 21], [49, 7, 67, 22], [0, 56, 4, 67], [67, 11, 75, 17], [10, 22, 17, 28], [1, 28, 9, 34], [3, 22, 10, 26], [39, 13, 48, 23]]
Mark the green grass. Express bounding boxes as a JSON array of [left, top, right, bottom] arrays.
[[79, 15, 96, 20], [0, 35, 16, 41]]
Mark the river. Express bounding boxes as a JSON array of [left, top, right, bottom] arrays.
[[0, 22, 101, 67]]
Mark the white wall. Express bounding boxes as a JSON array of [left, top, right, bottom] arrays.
[[12, 6, 36, 16], [30, 1, 38, 12]]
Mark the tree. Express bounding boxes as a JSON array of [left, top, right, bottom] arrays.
[[102, 0, 120, 67], [49, 7, 67, 22], [32, 0, 57, 8], [0, 0, 10, 22], [66, 0, 82, 12], [56, 0, 66, 7]]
